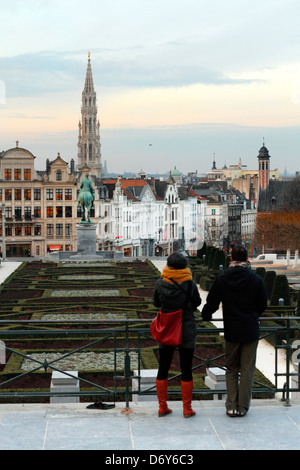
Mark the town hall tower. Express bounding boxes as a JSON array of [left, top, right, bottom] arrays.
[[77, 53, 103, 178]]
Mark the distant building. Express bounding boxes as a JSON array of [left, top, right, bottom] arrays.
[[207, 144, 279, 202]]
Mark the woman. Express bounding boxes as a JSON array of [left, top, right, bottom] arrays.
[[153, 252, 201, 418]]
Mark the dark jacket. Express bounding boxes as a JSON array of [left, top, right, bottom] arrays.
[[202, 266, 267, 342], [153, 278, 201, 348]]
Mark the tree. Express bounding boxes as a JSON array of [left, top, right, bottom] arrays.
[[270, 275, 291, 306], [212, 249, 226, 271], [264, 270, 276, 300], [255, 211, 300, 253], [256, 267, 266, 281]]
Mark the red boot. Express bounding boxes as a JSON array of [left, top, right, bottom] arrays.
[[156, 379, 172, 417], [181, 380, 196, 418]]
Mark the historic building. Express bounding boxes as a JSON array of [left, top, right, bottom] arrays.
[[77, 53, 103, 179], [207, 143, 279, 201], [0, 145, 79, 256]]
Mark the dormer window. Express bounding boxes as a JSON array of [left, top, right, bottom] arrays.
[[56, 170, 62, 181]]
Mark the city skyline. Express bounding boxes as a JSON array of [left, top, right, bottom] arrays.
[[1, 0, 300, 176]]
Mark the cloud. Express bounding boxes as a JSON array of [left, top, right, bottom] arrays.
[[0, 49, 260, 100]]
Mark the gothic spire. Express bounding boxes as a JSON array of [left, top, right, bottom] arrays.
[[77, 53, 103, 178]]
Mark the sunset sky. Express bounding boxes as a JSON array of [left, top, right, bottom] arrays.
[[1, 0, 300, 175]]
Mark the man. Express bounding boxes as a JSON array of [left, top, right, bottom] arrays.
[[202, 245, 267, 417]]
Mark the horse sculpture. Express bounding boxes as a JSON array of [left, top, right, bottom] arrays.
[[78, 174, 94, 223]]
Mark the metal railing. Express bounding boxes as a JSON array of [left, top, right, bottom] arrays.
[[0, 316, 299, 408]]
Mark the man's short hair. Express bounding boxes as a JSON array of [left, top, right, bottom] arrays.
[[231, 245, 248, 262], [167, 252, 188, 269]]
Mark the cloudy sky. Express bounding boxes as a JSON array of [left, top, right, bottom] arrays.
[[1, 0, 300, 175]]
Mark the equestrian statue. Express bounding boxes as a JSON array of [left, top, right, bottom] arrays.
[[78, 173, 95, 223]]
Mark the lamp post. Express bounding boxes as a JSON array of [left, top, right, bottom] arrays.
[[1, 202, 5, 261]]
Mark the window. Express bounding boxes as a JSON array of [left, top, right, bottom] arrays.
[[34, 206, 41, 218], [56, 170, 62, 181], [4, 169, 12, 180], [47, 224, 54, 236], [15, 207, 22, 219], [56, 189, 63, 200], [47, 207, 54, 218], [14, 169, 21, 180], [65, 206, 72, 218], [25, 225, 31, 236], [24, 169, 31, 180], [212, 209, 216, 215], [56, 206, 63, 218], [15, 225, 22, 236], [65, 224, 72, 236], [5, 225, 12, 236], [0, 189, 2, 201], [34, 189, 41, 200], [15, 189, 22, 200], [34, 226, 41, 236], [24, 207, 32, 219], [5, 207, 12, 219], [24, 189, 31, 201], [65, 189, 72, 200], [5, 189, 12, 201], [46, 189, 53, 200], [56, 224, 63, 236]]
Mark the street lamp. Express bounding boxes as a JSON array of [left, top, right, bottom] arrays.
[[1, 202, 5, 261]]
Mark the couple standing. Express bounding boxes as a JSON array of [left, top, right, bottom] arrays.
[[153, 247, 267, 418]]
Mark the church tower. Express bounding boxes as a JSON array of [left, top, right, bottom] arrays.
[[77, 53, 103, 178], [257, 141, 270, 190]]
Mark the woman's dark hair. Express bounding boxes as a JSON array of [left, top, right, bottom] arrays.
[[167, 252, 188, 269], [231, 245, 248, 261]]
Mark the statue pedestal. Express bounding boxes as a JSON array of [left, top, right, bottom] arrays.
[[76, 223, 96, 256]]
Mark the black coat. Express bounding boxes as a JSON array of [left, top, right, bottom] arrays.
[[202, 266, 267, 342], [153, 278, 201, 348]]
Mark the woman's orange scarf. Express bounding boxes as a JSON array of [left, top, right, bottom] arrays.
[[161, 266, 192, 284]]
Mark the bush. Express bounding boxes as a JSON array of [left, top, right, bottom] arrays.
[[212, 249, 226, 271], [207, 247, 218, 269], [256, 267, 266, 280], [264, 271, 276, 299], [296, 290, 300, 315], [204, 246, 213, 266], [270, 275, 291, 306]]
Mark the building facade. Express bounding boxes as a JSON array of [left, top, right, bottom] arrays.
[[0, 145, 82, 257]]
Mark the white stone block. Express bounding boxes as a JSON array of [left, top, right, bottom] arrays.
[[206, 367, 226, 382], [50, 371, 79, 404], [132, 369, 158, 403], [205, 375, 226, 391]]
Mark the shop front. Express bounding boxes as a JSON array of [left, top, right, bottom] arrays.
[[6, 243, 31, 257]]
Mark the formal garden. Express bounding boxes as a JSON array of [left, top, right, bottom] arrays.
[[0, 251, 295, 403]]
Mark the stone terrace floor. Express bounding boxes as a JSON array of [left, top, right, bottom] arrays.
[[0, 399, 300, 450]]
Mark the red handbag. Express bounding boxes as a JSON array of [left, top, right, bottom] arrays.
[[150, 308, 183, 346]]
